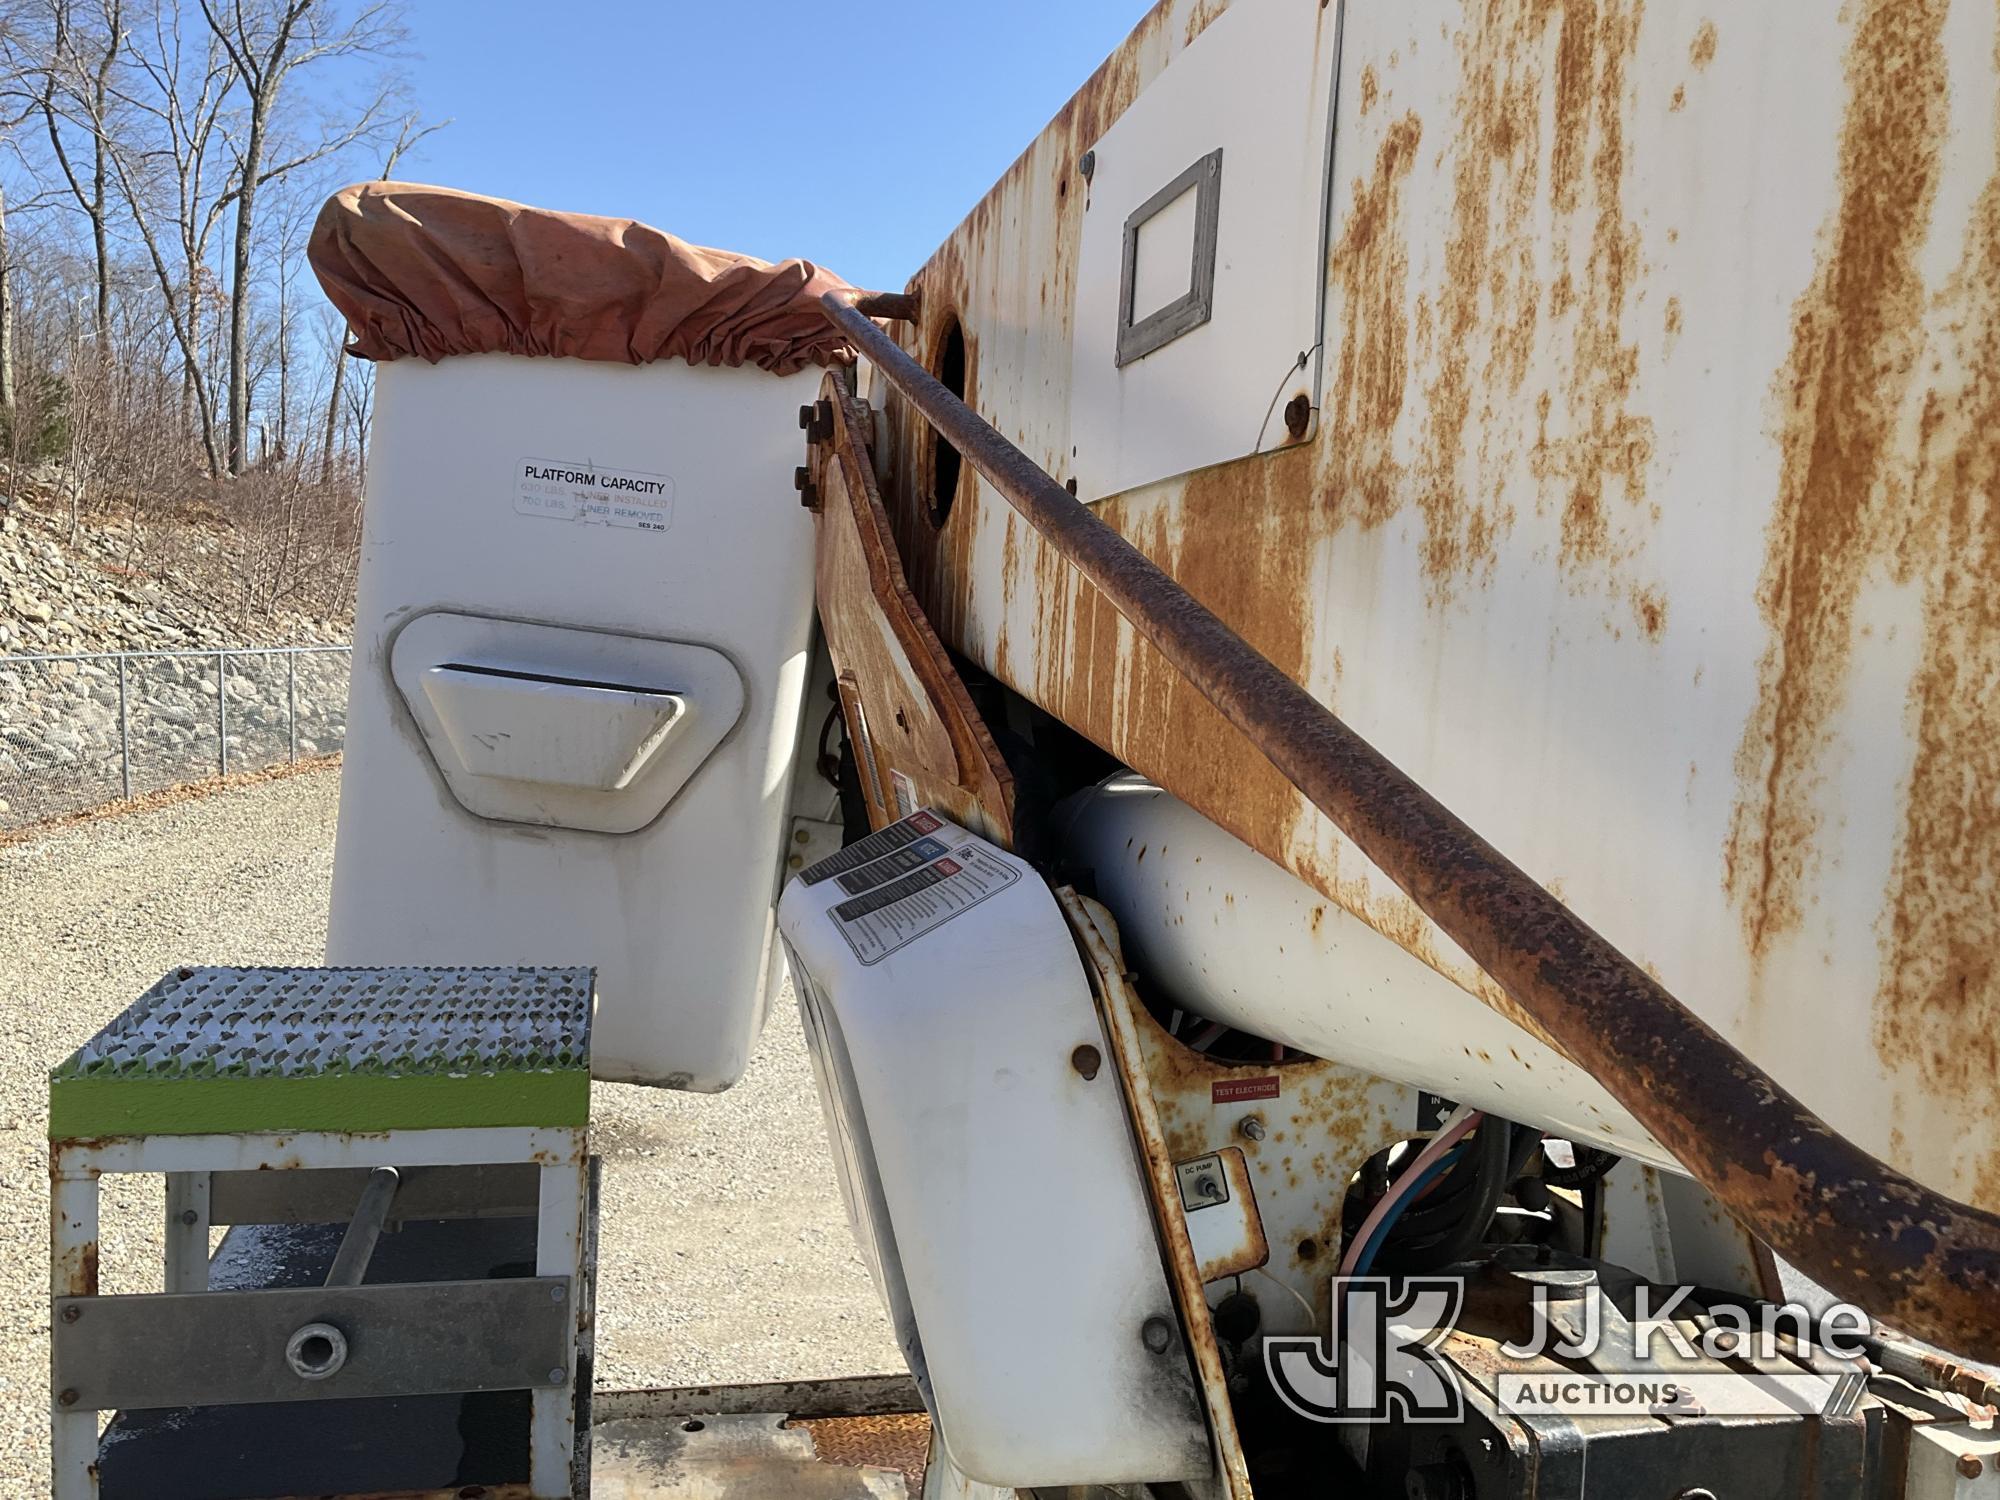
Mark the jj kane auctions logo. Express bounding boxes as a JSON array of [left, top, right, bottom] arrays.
[[1265, 1280, 1873, 1423]]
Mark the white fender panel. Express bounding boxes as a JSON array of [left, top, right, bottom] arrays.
[[777, 811, 1210, 1490]]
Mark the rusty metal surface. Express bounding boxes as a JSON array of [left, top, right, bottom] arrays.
[[1064, 887, 1250, 1498], [208, 1162, 541, 1225], [1055, 872, 1421, 1332], [1123, 967, 1416, 1337], [858, 0, 2000, 1205], [592, 1374, 923, 1424], [849, 291, 920, 323], [823, 0, 2000, 1360], [592, 1411, 906, 1498], [788, 1413, 931, 1497], [1178, 1146, 1273, 1283], [272, 1487, 533, 1500], [828, 290, 2000, 1360], [804, 370, 1014, 841]]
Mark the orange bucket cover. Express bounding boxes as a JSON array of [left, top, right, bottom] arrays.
[[310, 182, 854, 376]]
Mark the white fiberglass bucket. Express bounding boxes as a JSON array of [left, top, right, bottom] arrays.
[[329, 352, 820, 1090]]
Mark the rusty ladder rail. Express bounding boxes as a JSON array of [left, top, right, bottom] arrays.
[[820, 290, 2000, 1361]]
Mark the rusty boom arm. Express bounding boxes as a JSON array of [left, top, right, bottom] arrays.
[[820, 289, 2000, 1364]]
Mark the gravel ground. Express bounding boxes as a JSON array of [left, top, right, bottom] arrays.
[[0, 769, 901, 1489]]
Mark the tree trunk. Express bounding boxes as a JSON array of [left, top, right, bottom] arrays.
[[38, 1, 116, 345], [87, 0, 124, 342], [275, 272, 289, 461], [312, 122, 422, 485], [225, 92, 271, 476], [0, 182, 14, 412], [319, 344, 345, 482]]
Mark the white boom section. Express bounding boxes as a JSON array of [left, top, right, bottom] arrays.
[[1059, 775, 1667, 1164]]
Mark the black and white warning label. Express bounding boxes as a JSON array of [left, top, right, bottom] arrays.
[[516, 456, 676, 533], [828, 839, 1020, 965], [798, 809, 946, 886], [832, 834, 953, 896]]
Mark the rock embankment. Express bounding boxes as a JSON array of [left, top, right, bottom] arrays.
[[0, 497, 352, 827]]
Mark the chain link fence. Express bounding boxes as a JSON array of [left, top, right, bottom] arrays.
[[0, 645, 351, 830]]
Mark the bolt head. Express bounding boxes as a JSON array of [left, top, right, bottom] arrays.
[[180, 1208, 200, 1226], [1284, 393, 1312, 440], [1140, 1315, 1174, 1354], [550, 1284, 565, 1302], [1070, 1044, 1102, 1081], [60, 1304, 80, 1324], [1958, 1455, 1986, 1480], [1239, 1116, 1266, 1141], [58, 1388, 79, 1407], [548, 1366, 568, 1385]]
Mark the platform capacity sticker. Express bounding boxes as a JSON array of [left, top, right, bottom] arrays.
[[515, 456, 676, 534], [828, 838, 1020, 966], [1213, 1076, 1281, 1104]]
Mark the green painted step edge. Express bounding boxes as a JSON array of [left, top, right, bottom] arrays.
[[49, 1068, 589, 1139]]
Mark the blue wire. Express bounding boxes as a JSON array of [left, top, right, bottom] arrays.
[[1350, 1142, 1468, 1277]]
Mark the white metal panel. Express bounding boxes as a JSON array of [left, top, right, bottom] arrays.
[[424, 669, 683, 794], [57, 1127, 586, 1176], [777, 812, 1209, 1490], [913, 0, 2000, 1210], [1069, 0, 1339, 500], [1176, 1147, 1268, 1282], [395, 614, 743, 829], [920, 1440, 1019, 1500], [1907, 1423, 2000, 1500], [330, 354, 819, 1090], [1130, 183, 1202, 322]]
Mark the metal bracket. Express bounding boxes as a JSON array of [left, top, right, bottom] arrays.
[[53, 1276, 573, 1411], [1116, 148, 1223, 367], [208, 1161, 543, 1225]]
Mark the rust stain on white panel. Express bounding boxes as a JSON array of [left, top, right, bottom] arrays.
[[864, 0, 2000, 1207]]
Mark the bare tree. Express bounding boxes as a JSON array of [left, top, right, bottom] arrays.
[[265, 167, 332, 462], [318, 106, 428, 481], [106, 0, 241, 472], [197, 0, 402, 475], [0, 20, 25, 417], [0, 0, 426, 634], [0, 181, 15, 409], [28, 0, 123, 339], [340, 327, 366, 476]]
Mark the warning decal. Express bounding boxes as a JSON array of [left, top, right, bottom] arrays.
[[833, 835, 951, 896], [799, 809, 945, 886], [1213, 1076, 1281, 1104], [516, 456, 676, 534], [829, 839, 1020, 965]]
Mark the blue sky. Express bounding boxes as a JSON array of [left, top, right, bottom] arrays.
[[387, 1, 1154, 292]]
